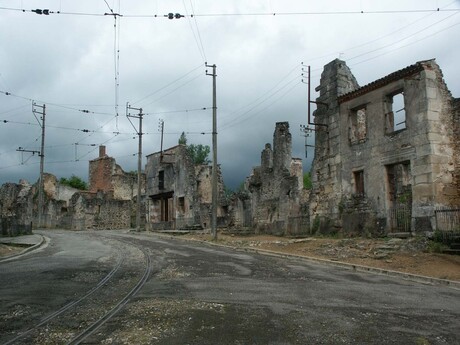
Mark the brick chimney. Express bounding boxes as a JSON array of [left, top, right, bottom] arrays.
[[99, 145, 106, 158]]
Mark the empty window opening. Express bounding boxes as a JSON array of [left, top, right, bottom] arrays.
[[385, 91, 406, 133], [178, 197, 185, 213], [353, 170, 365, 196], [349, 106, 367, 144], [158, 170, 164, 190]]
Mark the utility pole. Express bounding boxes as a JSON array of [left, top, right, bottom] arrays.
[[32, 102, 46, 229], [206, 63, 218, 241], [158, 119, 164, 161], [126, 103, 143, 232]]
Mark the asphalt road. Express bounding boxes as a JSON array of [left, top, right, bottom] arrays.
[[0, 230, 459, 345]]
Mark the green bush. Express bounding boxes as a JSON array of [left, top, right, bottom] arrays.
[[59, 175, 87, 190]]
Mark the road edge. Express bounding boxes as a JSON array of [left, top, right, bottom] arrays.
[[151, 233, 460, 290], [0, 235, 46, 263]]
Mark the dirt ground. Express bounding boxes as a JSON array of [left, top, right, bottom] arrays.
[[1, 233, 459, 282], [182, 233, 460, 282], [0, 243, 22, 258]]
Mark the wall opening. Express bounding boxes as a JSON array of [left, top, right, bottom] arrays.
[[385, 91, 406, 133], [353, 170, 365, 196], [178, 196, 185, 213], [386, 161, 412, 232], [349, 106, 367, 144], [158, 170, 164, 190]]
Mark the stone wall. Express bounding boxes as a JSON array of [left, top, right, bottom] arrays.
[[236, 122, 310, 236], [145, 145, 225, 231], [310, 59, 459, 236], [0, 181, 33, 236], [68, 192, 132, 230]]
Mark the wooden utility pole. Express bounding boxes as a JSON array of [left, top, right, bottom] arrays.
[[32, 102, 46, 228], [126, 103, 143, 232], [206, 63, 218, 240]]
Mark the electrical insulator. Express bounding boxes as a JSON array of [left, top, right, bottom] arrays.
[[175, 13, 184, 19], [168, 13, 174, 19]]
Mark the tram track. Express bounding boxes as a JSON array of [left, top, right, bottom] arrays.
[[2, 233, 153, 345]]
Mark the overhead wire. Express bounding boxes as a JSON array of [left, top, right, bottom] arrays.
[[2, 6, 460, 17], [132, 63, 203, 105], [347, 11, 460, 62], [182, 0, 207, 63]]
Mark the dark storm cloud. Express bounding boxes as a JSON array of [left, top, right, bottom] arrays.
[[1, 0, 459, 189]]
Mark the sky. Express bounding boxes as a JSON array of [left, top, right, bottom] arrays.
[[0, 0, 459, 190]]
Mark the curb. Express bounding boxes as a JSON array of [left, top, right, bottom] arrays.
[[152, 233, 460, 290], [0, 235, 46, 263]]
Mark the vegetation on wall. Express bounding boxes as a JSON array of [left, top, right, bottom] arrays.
[[303, 172, 312, 190], [59, 175, 88, 190]]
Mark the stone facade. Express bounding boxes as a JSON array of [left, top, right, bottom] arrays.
[[89, 145, 144, 200], [233, 122, 309, 235], [144, 145, 225, 231], [0, 146, 144, 233], [310, 59, 459, 235], [0, 180, 33, 236]]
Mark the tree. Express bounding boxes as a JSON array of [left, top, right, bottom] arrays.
[[59, 175, 88, 190], [178, 131, 187, 145], [178, 132, 210, 165], [188, 144, 211, 165]]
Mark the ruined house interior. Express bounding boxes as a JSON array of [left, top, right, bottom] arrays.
[[1, 59, 458, 237]]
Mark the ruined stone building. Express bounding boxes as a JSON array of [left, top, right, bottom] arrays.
[[0, 180, 34, 236], [69, 146, 145, 230], [232, 122, 309, 235], [310, 59, 459, 235], [144, 145, 226, 231], [0, 146, 145, 233]]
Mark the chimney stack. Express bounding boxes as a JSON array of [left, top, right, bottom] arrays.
[[99, 145, 106, 158]]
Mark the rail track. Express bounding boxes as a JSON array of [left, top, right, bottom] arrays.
[[2, 233, 153, 345]]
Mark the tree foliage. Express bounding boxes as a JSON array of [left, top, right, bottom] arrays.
[[178, 132, 187, 145], [303, 172, 312, 190], [59, 175, 88, 190], [178, 132, 210, 165], [188, 144, 211, 165]]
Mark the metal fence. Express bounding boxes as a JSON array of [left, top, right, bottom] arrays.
[[435, 207, 460, 232], [388, 205, 411, 233]]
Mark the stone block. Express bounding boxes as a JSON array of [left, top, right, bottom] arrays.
[[414, 173, 432, 185], [412, 183, 434, 198], [426, 86, 437, 99]]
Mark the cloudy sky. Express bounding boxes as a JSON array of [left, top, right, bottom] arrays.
[[1, 0, 459, 189]]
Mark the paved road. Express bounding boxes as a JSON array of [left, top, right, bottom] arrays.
[[0, 230, 459, 344]]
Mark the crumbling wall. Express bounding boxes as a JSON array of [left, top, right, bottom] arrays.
[[311, 59, 459, 236], [68, 192, 132, 230], [145, 145, 225, 231], [0, 181, 33, 236], [237, 122, 309, 236], [309, 59, 359, 234], [453, 98, 460, 200]]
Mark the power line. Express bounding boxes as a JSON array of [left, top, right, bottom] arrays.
[[3, 6, 459, 18], [182, 0, 207, 63], [0, 90, 115, 116], [347, 11, 459, 62], [143, 107, 210, 116], [132, 63, 203, 105]]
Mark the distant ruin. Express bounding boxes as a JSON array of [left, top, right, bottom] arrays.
[[231, 122, 309, 235]]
